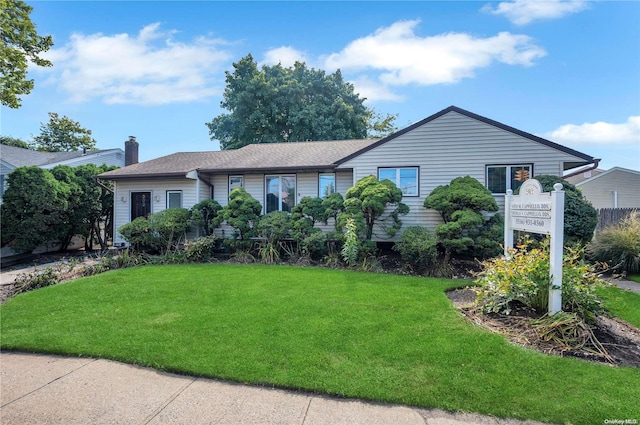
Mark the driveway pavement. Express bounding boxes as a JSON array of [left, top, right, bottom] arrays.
[[0, 352, 548, 425]]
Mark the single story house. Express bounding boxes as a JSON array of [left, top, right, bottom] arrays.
[[0, 144, 126, 204], [565, 167, 640, 209], [99, 106, 597, 245]]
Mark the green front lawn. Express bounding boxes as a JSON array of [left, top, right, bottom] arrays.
[[1, 264, 638, 424], [596, 284, 640, 328]]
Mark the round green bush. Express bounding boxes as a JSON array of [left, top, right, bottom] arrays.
[[394, 226, 437, 270]]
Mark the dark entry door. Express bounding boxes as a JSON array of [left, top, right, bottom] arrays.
[[131, 192, 151, 220]]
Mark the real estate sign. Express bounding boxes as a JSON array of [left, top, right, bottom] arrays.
[[504, 179, 565, 314]]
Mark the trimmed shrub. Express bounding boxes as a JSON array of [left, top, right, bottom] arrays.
[[184, 235, 219, 263], [148, 208, 192, 253], [119, 208, 191, 254], [424, 176, 502, 259], [340, 176, 409, 240], [587, 211, 640, 274], [190, 199, 223, 236], [394, 226, 437, 271], [256, 211, 291, 263], [118, 216, 158, 253], [301, 231, 327, 260], [221, 188, 262, 241]]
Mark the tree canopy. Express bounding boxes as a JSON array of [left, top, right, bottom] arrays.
[[1, 0, 53, 108], [32, 112, 97, 152], [0, 166, 69, 252], [1, 164, 116, 252], [0, 135, 31, 149], [207, 54, 395, 150]]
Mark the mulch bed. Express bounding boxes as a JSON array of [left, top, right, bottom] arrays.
[[447, 287, 640, 368]]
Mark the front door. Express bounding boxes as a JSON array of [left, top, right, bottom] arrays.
[[131, 192, 151, 220]]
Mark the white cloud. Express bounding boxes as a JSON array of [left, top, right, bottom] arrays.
[[350, 76, 404, 103], [262, 46, 308, 67], [41, 23, 232, 105], [324, 20, 546, 87], [484, 0, 588, 25], [544, 116, 640, 146]]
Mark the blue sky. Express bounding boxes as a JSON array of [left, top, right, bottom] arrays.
[[2, 0, 639, 171]]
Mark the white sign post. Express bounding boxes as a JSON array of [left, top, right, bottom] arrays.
[[504, 180, 565, 314]]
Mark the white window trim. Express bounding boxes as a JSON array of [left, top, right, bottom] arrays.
[[166, 190, 182, 209], [265, 174, 296, 213], [229, 175, 244, 194], [377, 167, 419, 197], [318, 173, 336, 197], [486, 164, 533, 194]]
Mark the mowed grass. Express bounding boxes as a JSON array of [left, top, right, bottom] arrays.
[[596, 284, 640, 328], [628, 274, 640, 284], [1, 264, 638, 424]]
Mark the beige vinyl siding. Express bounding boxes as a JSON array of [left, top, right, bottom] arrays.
[[336, 170, 353, 194], [244, 175, 264, 211], [198, 178, 211, 204], [338, 110, 584, 240], [113, 178, 197, 245], [577, 169, 640, 209], [297, 172, 318, 200]]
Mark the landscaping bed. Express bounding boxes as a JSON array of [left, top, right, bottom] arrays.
[[447, 287, 640, 368]]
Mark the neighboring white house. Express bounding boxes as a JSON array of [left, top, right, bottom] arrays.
[[0, 144, 125, 204], [565, 167, 640, 209], [99, 106, 597, 244]]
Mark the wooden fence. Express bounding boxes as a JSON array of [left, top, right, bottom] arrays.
[[596, 208, 639, 232]]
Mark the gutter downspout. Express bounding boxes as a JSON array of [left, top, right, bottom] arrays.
[[196, 170, 214, 196], [563, 158, 601, 180]]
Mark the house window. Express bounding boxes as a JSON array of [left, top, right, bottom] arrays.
[[319, 173, 336, 197], [378, 167, 418, 196], [166, 191, 182, 209], [265, 175, 296, 213], [131, 192, 151, 220], [486, 164, 532, 193], [229, 175, 244, 194]]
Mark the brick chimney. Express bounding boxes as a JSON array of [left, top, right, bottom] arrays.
[[124, 136, 139, 166]]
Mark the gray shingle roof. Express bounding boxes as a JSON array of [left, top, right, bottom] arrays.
[[99, 139, 378, 179], [0, 145, 118, 168]]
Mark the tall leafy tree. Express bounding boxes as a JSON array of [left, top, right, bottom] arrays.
[[1, 0, 53, 108], [50, 164, 116, 251], [208, 54, 393, 150], [32, 112, 97, 152], [366, 110, 399, 138], [0, 166, 69, 252], [0, 135, 31, 149], [0, 164, 117, 253]]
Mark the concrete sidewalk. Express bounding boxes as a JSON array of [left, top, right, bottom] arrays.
[[0, 352, 547, 425]]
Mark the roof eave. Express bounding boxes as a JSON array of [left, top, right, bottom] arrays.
[[198, 164, 338, 174], [98, 172, 188, 180]]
